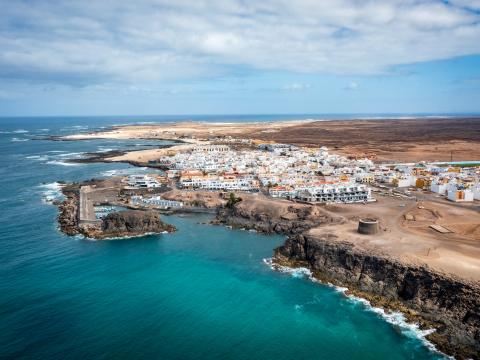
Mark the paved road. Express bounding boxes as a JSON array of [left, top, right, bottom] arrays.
[[79, 186, 96, 223]]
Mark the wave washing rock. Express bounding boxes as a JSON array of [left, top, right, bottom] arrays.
[[275, 233, 480, 360], [215, 203, 344, 234], [84, 210, 176, 239]]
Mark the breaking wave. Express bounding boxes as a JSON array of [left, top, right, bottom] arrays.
[[39, 182, 65, 204], [262, 258, 450, 358], [100, 167, 149, 177], [26, 155, 49, 161], [46, 160, 82, 166]]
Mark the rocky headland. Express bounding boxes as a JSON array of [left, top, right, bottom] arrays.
[[274, 232, 480, 360], [213, 195, 344, 234], [82, 210, 176, 239]]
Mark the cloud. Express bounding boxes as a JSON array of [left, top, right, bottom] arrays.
[[281, 83, 311, 92], [344, 81, 359, 91], [0, 0, 479, 87]]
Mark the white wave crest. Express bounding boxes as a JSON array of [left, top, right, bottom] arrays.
[[56, 152, 85, 158], [11, 137, 30, 142], [263, 258, 450, 358], [13, 129, 29, 133], [46, 160, 82, 166], [100, 167, 149, 177], [39, 182, 65, 204], [26, 155, 49, 161]]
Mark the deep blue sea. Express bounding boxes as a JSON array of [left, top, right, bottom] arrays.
[[0, 116, 448, 359]]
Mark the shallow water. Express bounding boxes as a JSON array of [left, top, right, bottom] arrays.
[[0, 116, 446, 359]]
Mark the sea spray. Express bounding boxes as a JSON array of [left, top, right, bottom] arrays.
[[39, 182, 65, 204], [262, 258, 451, 359]]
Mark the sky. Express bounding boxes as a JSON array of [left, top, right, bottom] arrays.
[[0, 0, 480, 116]]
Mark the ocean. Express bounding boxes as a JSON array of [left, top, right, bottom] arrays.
[[0, 116, 447, 359]]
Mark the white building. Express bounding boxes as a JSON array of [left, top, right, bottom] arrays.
[[131, 195, 183, 208], [297, 184, 372, 203], [193, 145, 230, 153], [447, 188, 474, 202], [430, 181, 448, 195], [128, 175, 162, 188]]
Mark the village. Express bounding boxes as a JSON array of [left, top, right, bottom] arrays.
[[125, 141, 480, 206]]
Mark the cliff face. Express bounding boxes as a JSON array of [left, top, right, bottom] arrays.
[[215, 204, 343, 234], [88, 210, 176, 239], [275, 233, 480, 360]]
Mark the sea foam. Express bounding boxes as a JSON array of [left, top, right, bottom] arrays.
[[262, 258, 451, 359], [39, 182, 65, 204], [46, 160, 82, 166]]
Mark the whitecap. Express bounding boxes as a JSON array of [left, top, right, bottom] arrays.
[[46, 160, 82, 166], [11, 137, 29, 142], [346, 295, 448, 357], [13, 129, 29, 133], [26, 155, 49, 161], [100, 167, 150, 177], [56, 152, 85, 158], [97, 147, 117, 152], [39, 182, 65, 204]]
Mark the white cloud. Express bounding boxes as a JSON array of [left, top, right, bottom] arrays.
[[0, 0, 479, 86], [281, 83, 311, 92], [344, 81, 359, 91]]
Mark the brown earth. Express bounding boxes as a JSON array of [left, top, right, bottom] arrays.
[[63, 117, 480, 163], [246, 117, 480, 162]]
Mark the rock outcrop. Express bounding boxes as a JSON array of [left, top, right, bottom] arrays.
[[215, 203, 344, 234], [57, 188, 81, 236], [83, 210, 176, 239], [275, 233, 480, 360]]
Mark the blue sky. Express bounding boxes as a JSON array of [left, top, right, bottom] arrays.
[[0, 0, 480, 116]]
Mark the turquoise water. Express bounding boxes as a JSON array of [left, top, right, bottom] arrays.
[[0, 117, 446, 359]]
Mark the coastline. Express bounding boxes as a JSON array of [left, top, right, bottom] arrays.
[[54, 178, 479, 358], [50, 118, 480, 359], [262, 258, 448, 358], [272, 234, 480, 360]]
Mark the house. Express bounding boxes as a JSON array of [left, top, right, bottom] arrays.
[[127, 175, 162, 188], [447, 188, 474, 202]]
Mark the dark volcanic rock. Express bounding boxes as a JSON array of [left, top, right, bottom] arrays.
[[215, 204, 343, 235], [57, 188, 80, 236], [275, 233, 480, 360], [96, 210, 176, 238]]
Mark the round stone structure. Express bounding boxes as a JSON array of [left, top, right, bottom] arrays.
[[357, 218, 379, 235]]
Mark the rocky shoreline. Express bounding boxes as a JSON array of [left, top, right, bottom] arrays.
[[57, 184, 176, 239], [55, 184, 480, 358], [274, 233, 480, 360], [213, 199, 344, 234]]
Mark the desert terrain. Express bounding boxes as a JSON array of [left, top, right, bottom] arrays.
[[63, 117, 480, 163], [308, 193, 480, 281]]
